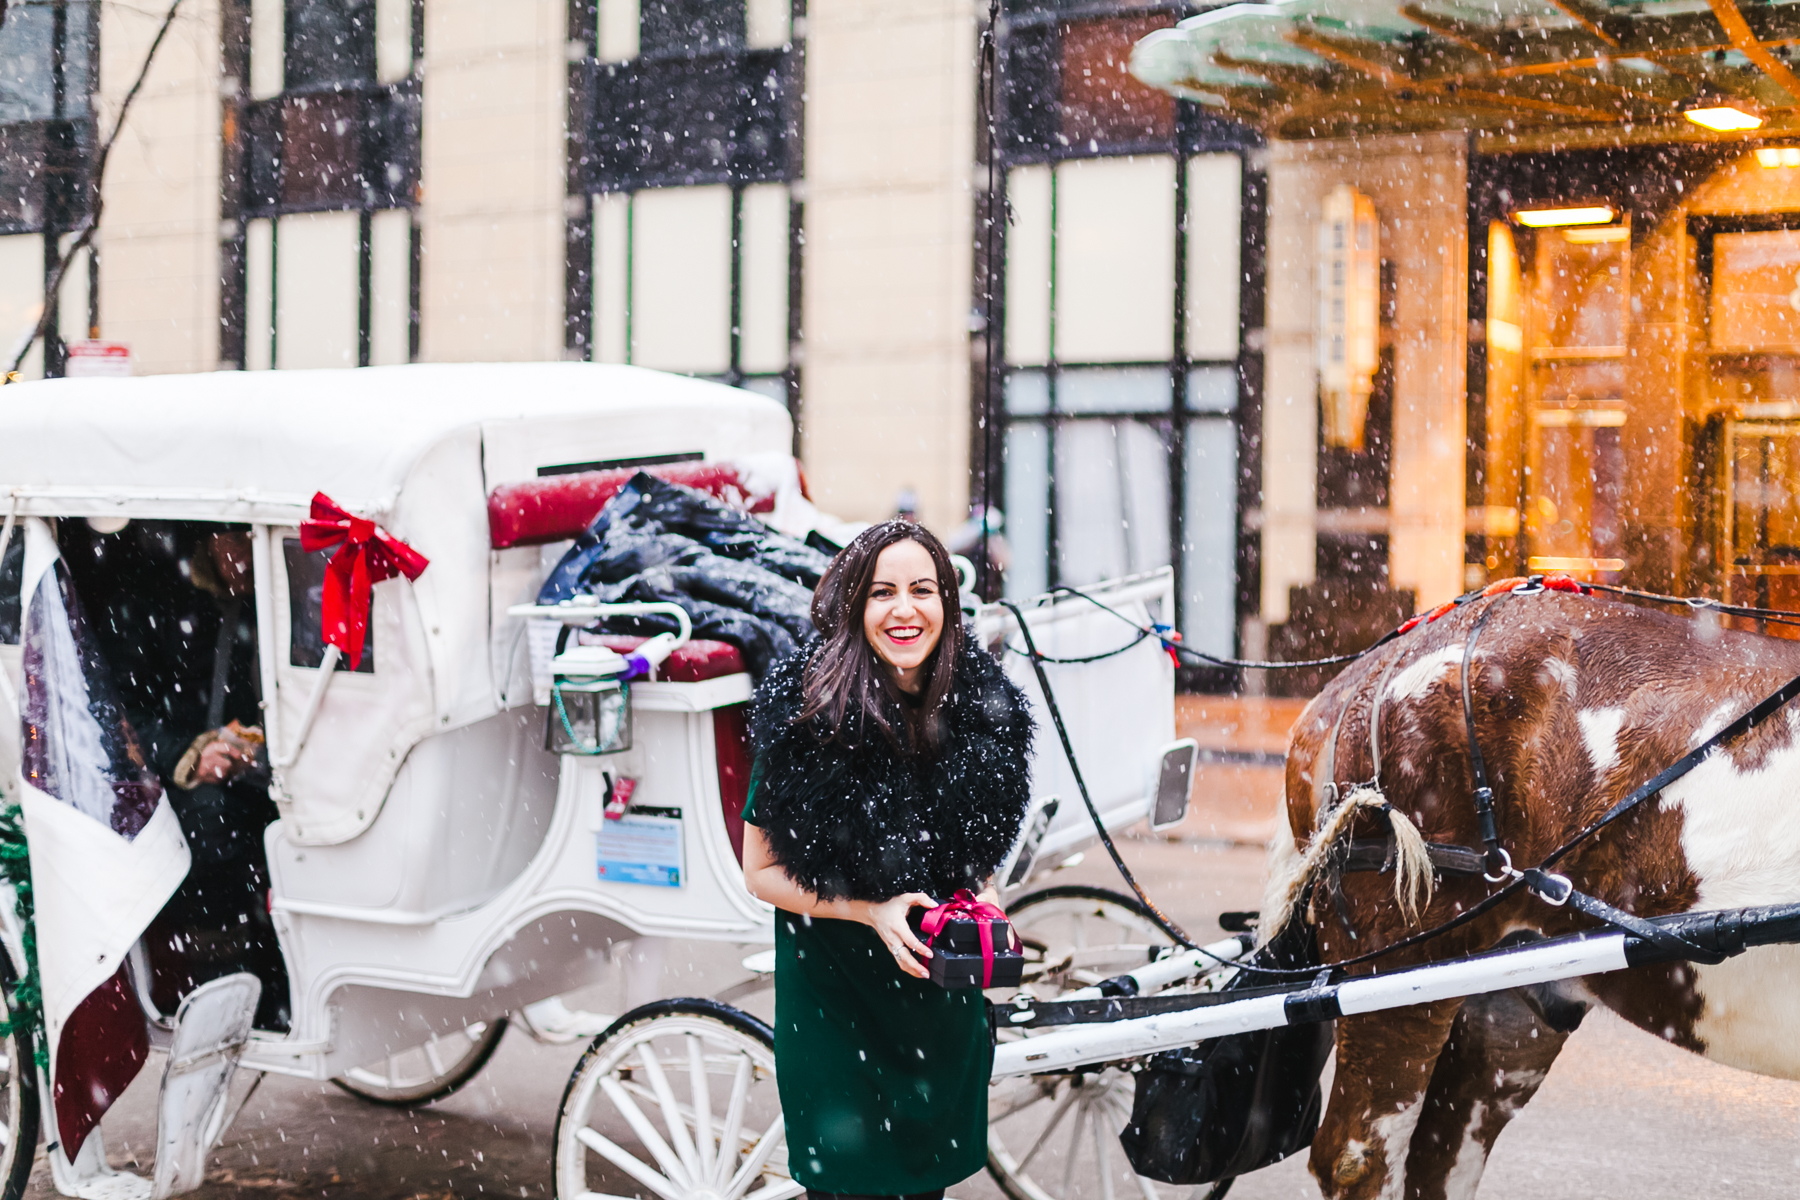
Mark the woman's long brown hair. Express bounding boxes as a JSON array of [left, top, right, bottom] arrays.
[[797, 520, 963, 754]]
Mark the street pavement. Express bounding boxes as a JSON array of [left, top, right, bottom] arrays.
[[27, 738, 1800, 1198]]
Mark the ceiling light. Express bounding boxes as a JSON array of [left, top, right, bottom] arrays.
[[1564, 226, 1630, 243], [1686, 104, 1764, 132], [1514, 205, 1617, 228], [1757, 147, 1800, 167]]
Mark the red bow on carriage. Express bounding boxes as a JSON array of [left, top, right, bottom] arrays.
[[299, 492, 430, 670]]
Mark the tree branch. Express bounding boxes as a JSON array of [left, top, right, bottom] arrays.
[[6, 0, 186, 383]]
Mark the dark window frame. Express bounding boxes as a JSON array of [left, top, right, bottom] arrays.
[[971, 1, 1266, 689], [1, 0, 102, 377], [564, 0, 806, 448], [219, 0, 425, 372]]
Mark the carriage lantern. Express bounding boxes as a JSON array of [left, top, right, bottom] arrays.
[[547, 643, 633, 755]]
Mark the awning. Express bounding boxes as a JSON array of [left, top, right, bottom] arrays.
[[1129, 0, 1800, 145]]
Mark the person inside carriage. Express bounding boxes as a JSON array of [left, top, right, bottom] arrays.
[[57, 519, 290, 1031]]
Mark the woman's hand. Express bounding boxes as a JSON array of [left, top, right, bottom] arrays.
[[743, 829, 943, 980], [862, 892, 937, 980], [975, 882, 1020, 950], [195, 737, 252, 784]]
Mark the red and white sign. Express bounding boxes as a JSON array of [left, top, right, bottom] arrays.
[[64, 340, 132, 378]]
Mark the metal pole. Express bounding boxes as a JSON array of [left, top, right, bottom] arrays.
[[992, 933, 1631, 1078]]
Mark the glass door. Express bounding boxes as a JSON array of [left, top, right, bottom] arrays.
[[1720, 416, 1800, 615], [1520, 223, 1630, 578]]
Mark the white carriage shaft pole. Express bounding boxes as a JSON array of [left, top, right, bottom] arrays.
[[1052, 935, 1252, 1004], [991, 934, 1630, 1079]]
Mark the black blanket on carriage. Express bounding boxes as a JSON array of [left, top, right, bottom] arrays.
[[535, 472, 833, 679]]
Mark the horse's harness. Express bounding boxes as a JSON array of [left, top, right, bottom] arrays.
[[1315, 573, 1800, 967]]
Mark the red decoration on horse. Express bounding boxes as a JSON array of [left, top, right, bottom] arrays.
[[298, 493, 429, 669]]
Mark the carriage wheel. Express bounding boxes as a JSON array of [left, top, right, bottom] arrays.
[[554, 998, 796, 1200], [987, 886, 1184, 1200], [331, 1017, 508, 1107], [0, 942, 39, 1200], [1003, 885, 1176, 998]]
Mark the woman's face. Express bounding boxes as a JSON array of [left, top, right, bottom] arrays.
[[861, 538, 945, 693]]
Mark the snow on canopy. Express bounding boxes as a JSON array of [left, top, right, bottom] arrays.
[[0, 362, 792, 524]]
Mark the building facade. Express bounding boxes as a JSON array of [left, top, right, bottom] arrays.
[[1128, 1, 1800, 689], [0, 0, 1262, 675]]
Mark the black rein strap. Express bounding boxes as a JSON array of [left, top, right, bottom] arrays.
[[1459, 593, 1510, 878]]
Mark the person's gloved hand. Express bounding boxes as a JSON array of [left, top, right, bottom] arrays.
[[194, 736, 254, 784], [174, 723, 265, 789]]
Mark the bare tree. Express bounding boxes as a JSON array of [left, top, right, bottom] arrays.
[[4, 0, 186, 383]]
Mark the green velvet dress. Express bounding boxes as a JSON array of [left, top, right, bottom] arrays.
[[743, 770, 993, 1196]]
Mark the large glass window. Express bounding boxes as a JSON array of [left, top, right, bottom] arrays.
[[573, 0, 801, 408], [589, 182, 793, 398], [0, 0, 98, 379], [284, 0, 377, 89], [996, 150, 1252, 658], [225, 0, 421, 371], [987, 4, 1258, 667]]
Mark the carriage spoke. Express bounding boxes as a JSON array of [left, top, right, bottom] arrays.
[[988, 1077, 1060, 1122], [1016, 1080, 1079, 1173], [1091, 1095, 1117, 1200], [743, 1179, 806, 1200], [687, 1034, 716, 1182], [723, 1113, 787, 1199], [575, 1124, 685, 1200], [597, 1075, 693, 1190], [1061, 1097, 1090, 1199], [637, 1042, 703, 1180], [717, 1052, 753, 1184], [423, 1037, 448, 1078], [615, 1072, 762, 1153]]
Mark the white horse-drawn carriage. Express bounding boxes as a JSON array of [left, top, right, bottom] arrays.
[[0, 363, 1199, 1199], [7, 362, 1800, 1200]]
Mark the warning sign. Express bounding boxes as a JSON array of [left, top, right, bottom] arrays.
[[64, 341, 132, 378]]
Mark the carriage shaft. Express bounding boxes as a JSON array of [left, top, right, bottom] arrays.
[[992, 933, 1628, 1078], [994, 899, 1800, 1078]]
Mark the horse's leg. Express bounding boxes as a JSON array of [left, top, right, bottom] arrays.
[[1310, 998, 1462, 1200], [1402, 982, 1586, 1200]]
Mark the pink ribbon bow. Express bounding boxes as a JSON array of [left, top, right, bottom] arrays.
[[298, 492, 430, 670], [920, 889, 1016, 987]]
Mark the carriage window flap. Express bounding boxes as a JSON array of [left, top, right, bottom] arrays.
[[0, 534, 20, 645], [283, 538, 374, 672]]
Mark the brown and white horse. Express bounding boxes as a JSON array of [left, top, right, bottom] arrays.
[[1273, 588, 1800, 1199]]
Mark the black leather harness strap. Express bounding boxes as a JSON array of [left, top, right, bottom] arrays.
[[1517, 868, 1728, 964], [1460, 591, 1513, 878]]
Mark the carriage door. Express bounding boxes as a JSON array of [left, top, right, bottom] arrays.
[[1518, 220, 1630, 579], [1719, 416, 1800, 615]]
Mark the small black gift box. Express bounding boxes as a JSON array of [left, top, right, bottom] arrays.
[[913, 894, 1025, 989]]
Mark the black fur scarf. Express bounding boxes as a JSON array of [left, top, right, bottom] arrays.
[[749, 637, 1035, 902]]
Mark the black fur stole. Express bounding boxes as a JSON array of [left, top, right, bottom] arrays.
[[749, 638, 1035, 902]]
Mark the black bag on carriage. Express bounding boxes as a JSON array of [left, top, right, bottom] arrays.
[[1117, 909, 1332, 1185]]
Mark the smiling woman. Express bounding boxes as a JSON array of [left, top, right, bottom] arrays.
[[738, 520, 1036, 1200], [859, 539, 946, 696]]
